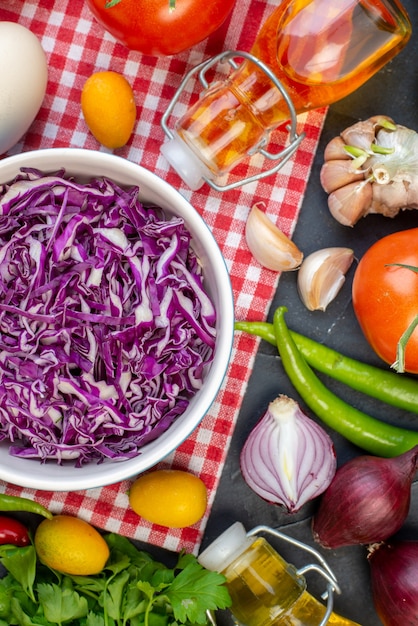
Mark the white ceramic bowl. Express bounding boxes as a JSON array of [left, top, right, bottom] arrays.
[[0, 148, 234, 491]]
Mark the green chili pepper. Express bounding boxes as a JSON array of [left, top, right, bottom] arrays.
[[235, 320, 276, 345], [272, 307, 418, 458], [234, 320, 418, 415], [0, 494, 52, 519]]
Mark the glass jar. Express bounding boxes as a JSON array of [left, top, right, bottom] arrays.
[[198, 523, 362, 625], [161, 0, 411, 190]]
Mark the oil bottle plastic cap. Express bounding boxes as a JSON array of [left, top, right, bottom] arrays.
[[160, 134, 211, 191], [198, 522, 254, 572]]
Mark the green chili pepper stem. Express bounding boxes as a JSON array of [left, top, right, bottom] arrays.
[[272, 307, 418, 458], [234, 320, 418, 415], [0, 494, 52, 519], [235, 320, 276, 344]]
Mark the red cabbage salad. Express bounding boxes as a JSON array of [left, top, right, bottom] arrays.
[[0, 168, 217, 465]]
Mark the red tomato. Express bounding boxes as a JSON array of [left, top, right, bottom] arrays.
[[352, 228, 418, 374], [86, 0, 236, 56]]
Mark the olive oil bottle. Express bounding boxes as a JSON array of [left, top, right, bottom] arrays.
[[198, 523, 362, 626]]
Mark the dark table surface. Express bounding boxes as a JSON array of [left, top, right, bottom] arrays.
[[201, 1, 418, 624], [10, 3, 417, 624]]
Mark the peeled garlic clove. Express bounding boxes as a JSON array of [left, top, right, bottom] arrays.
[[245, 204, 303, 271], [297, 247, 354, 311]]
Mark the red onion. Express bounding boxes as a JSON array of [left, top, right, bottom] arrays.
[[368, 539, 418, 625], [312, 446, 418, 548], [240, 395, 337, 513]]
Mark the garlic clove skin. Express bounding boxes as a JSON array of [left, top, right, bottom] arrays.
[[245, 203, 303, 271], [323, 136, 349, 162], [328, 179, 373, 226], [320, 159, 365, 193], [371, 178, 418, 217], [340, 115, 395, 151], [297, 247, 355, 311]]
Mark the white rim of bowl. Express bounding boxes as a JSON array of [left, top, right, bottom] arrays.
[[0, 148, 234, 491]]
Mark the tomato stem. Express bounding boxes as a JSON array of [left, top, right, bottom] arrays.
[[386, 263, 418, 273], [385, 263, 418, 373], [105, 0, 176, 7], [392, 314, 418, 374]]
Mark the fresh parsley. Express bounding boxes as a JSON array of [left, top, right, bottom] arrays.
[[0, 533, 231, 625]]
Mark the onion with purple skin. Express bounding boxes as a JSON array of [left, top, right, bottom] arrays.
[[312, 446, 418, 549], [240, 395, 337, 513], [368, 539, 418, 626]]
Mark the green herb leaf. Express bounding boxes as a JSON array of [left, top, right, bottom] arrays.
[[137, 579, 159, 600], [104, 552, 131, 577], [0, 545, 37, 603], [0, 576, 15, 624], [0, 533, 231, 626], [105, 532, 154, 569], [9, 598, 40, 626], [166, 560, 231, 624], [120, 584, 148, 622], [70, 574, 106, 594], [86, 612, 106, 626], [102, 569, 130, 620], [37, 580, 89, 624]]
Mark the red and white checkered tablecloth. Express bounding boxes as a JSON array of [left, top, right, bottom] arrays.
[[0, 0, 327, 554]]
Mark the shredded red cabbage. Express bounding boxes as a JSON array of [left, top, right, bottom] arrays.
[[0, 168, 216, 466]]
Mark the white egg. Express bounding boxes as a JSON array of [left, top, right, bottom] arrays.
[[0, 22, 48, 155]]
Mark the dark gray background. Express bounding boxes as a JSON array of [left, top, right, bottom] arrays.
[[9, 3, 417, 624], [202, 1, 418, 623]]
